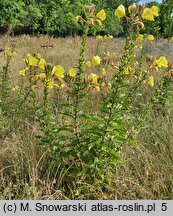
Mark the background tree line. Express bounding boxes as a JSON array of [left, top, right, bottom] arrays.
[[0, 0, 172, 37]]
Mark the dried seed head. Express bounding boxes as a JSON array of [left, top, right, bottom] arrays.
[[45, 63, 53, 74], [84, 5, 95, 15]]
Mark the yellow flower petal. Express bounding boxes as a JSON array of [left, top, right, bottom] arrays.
[[12, 86, 19, 91], [31, 85, 36, 92], [88, 73, 99, 85], [33, 75, 39, 81], [96, 9, 106, 21], [19, 69, 26, 76], [86, 61, 92, 67], [27, 54, 38, 66], [38, 58, 46, 70], [6, 51, 17, 57], [96, 35, 103, 40], [69, 68, 77, 77], [114, 5, 126, 19], [52, 65, 65, 78], [147, 34, 154, 41], [142, 8, 155, 21], [125, 68, 129, 75], [151, 6, 159, 17], [136, 34, 144, 43], [39, 73, 46, 79], [155, 56, 168, 68], [92, 55, 101, 66], [35, 53, 41, 59]]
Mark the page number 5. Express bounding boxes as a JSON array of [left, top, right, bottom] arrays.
[[161, 203, 167, 211]]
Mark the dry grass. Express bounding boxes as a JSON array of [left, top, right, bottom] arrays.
[[0, 35, 173, 199]]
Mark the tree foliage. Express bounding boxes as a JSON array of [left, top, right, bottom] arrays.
[[0, 0, 172, 37]]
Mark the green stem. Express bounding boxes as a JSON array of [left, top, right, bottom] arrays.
[[43, 83, 49, 124], [73, 25, 89, 143], [1, 57, 11, 110]]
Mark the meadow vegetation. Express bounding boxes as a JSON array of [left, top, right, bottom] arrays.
[[0, 3, 173, 200]]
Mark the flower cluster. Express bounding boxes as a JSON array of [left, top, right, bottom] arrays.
[[18, 53, 77, 91], [114, 4, 159, 30], [76, 6, 106, 26], [4, 49, 17, 58]]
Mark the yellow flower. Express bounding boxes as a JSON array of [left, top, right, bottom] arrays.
[[125, 68, 129, 75], [151, 6, 159, 17], [114, 5, 126, 19], [38, 58, 46, 70], [12, 85, 19, 91], [86, 61, 92, 67], [35, 53, 41, 59], [52, 65, 65, 78], [92, 55, 101, 66], [104, 51, 110, 56], [136, 34, 144, 43], [109, 35, 113, 39], [46, 78, 54, 89], [39, 73, 46, 79], [96, 35, 103, 40], [69, 68, 77, 77], [33, 75, 39, 81], [6, 51, 17, 57], [88, 73, 99, 85], [147, 34, 154, 41], [125, 67, 134, 75], [26, 54, 38, 66], [31, 85, 36, 92], [155, 56, 168, 68], [148, 76, 154, 87], [96, 9, 106, 21], [142, 8, 154, 21], [128, 3, 136, 14], [88, 73, 96, 81], [19, 69, 26, 76]]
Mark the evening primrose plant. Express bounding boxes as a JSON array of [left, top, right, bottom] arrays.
[[0, 49, 17, 112], [36, 4, 171, 195], [10, 3, 171, 197], [36, 7, 112, 190]]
